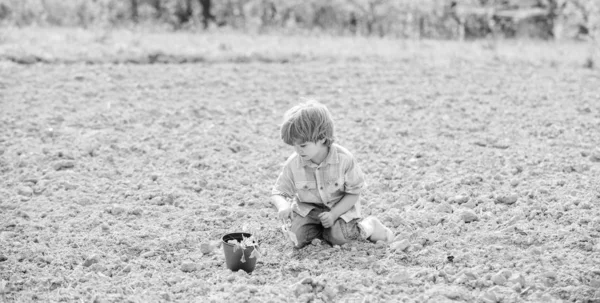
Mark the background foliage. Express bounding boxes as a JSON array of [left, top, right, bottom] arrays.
[[0, 0, 598, 40]]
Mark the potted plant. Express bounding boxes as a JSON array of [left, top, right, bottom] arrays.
[[222, 232, 261, 273]]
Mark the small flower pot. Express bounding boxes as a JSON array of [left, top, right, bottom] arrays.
[[222, 232, 259, 273]]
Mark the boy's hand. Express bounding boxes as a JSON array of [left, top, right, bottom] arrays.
[[278, 205, 293, 220], [318, 212, 337, 228]]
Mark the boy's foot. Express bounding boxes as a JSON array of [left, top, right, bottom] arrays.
[[359, 216, 394, 243]]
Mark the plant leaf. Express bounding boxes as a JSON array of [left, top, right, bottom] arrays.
[[287, 231, 299, 246], [282, 224, 298, 246], [249, 247, 260, 259]]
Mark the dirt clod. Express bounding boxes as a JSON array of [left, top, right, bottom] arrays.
[[17, 186, 33, 196], [181, 262, 196, 273], [435, 202, 453, 213], [111, 205, 126, 215], [293, 283, 312, 297], [452, 195, 469, 204], [200, 243, 213, 255], [52, 160, 75, 171], [496, 194, 518, 205], [390, 239, 410, 252], [1, 46, 597, 303], [83, 255, 99, 267], [491, 273, 507, 286], [460, 210, 478, 223]]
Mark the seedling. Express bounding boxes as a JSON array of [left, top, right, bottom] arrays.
[[227, 234, 261, 263], [281, 222, 299, 246]]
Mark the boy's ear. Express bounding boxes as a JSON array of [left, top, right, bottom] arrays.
[[317, 138, 326, 145]]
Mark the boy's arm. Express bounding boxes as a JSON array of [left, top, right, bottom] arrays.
[[271, 194, 291, 211], [271, 160, 295, 219], [319, 193, 359, 228], [272, 195, 293, 220], [329, 193, 359, 220], [320, 154, 365, 228]]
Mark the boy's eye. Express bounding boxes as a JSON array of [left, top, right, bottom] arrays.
[[300, 145, 306, 148]]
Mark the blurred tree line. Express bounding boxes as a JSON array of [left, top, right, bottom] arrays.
[[0, 0, 597, 40]]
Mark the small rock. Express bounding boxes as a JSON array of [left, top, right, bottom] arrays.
[[462, 200, 477, 209], [181, 262, 197, 273], [83, 254, 99, 267], [57, 150, 75, 159], [371, 261, 389, 275], [141, 251, 156, 258], [480, 291, 498, 303], [388, 271, 410, 284], [128, 208, 143, 216], [111, 205, 125, 215], [151, 196, 165, 206], [590, 279, 600, 288], [17, 186, 33, 196], [491, 273, 507, 285], [496, 194, 518, 205], [299, 277, 313, 285], [0, 255, 7, 262], [311, 238, 322, 246], [508, 273, 526, 287], [322, 285, 337, 301], [53, 160, 75, 171], [590, 151, 600, 162], [390, 239, 410, 252], [453, 195, 469, 204], [21, 176, 38, 184], [435, 202, 453, 213], [160, 292, 171, 301], [460, 210, 478, 223], [92, 295, 107, 303], [293, 283, 312, 297], [200, 243, 213, 255], [442, 289, 463, 300], [463, 270, 477, 280]]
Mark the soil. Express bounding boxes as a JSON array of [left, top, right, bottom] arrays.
[[1, 59, 599, 302]]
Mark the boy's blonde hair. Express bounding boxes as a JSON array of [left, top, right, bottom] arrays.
[[281, 100, 335, 147]]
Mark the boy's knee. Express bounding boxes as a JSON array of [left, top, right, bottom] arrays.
[[325, 224, 349, 246], [291, 225, 321, 248]]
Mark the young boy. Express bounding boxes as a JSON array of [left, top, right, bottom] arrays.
[[271, 100, 394, 248]]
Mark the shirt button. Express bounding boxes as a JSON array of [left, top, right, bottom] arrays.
[[320, 187, 323, 190]]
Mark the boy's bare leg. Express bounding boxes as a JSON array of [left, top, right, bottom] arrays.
[[358, 216, 394, 243]]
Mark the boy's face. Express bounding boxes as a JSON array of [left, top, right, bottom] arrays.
[[293, 139, 328, 164]]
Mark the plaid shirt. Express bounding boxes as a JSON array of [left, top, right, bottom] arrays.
[[272, 143, 366, 222]]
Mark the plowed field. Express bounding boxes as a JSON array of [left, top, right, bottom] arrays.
[[1, 46, 600, 302]]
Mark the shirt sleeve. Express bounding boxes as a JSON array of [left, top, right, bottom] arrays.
[[271, 163, 295, 199], [343, 156, 366, 195]]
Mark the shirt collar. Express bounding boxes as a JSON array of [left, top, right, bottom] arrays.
[[300, 144, 339, 167]]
